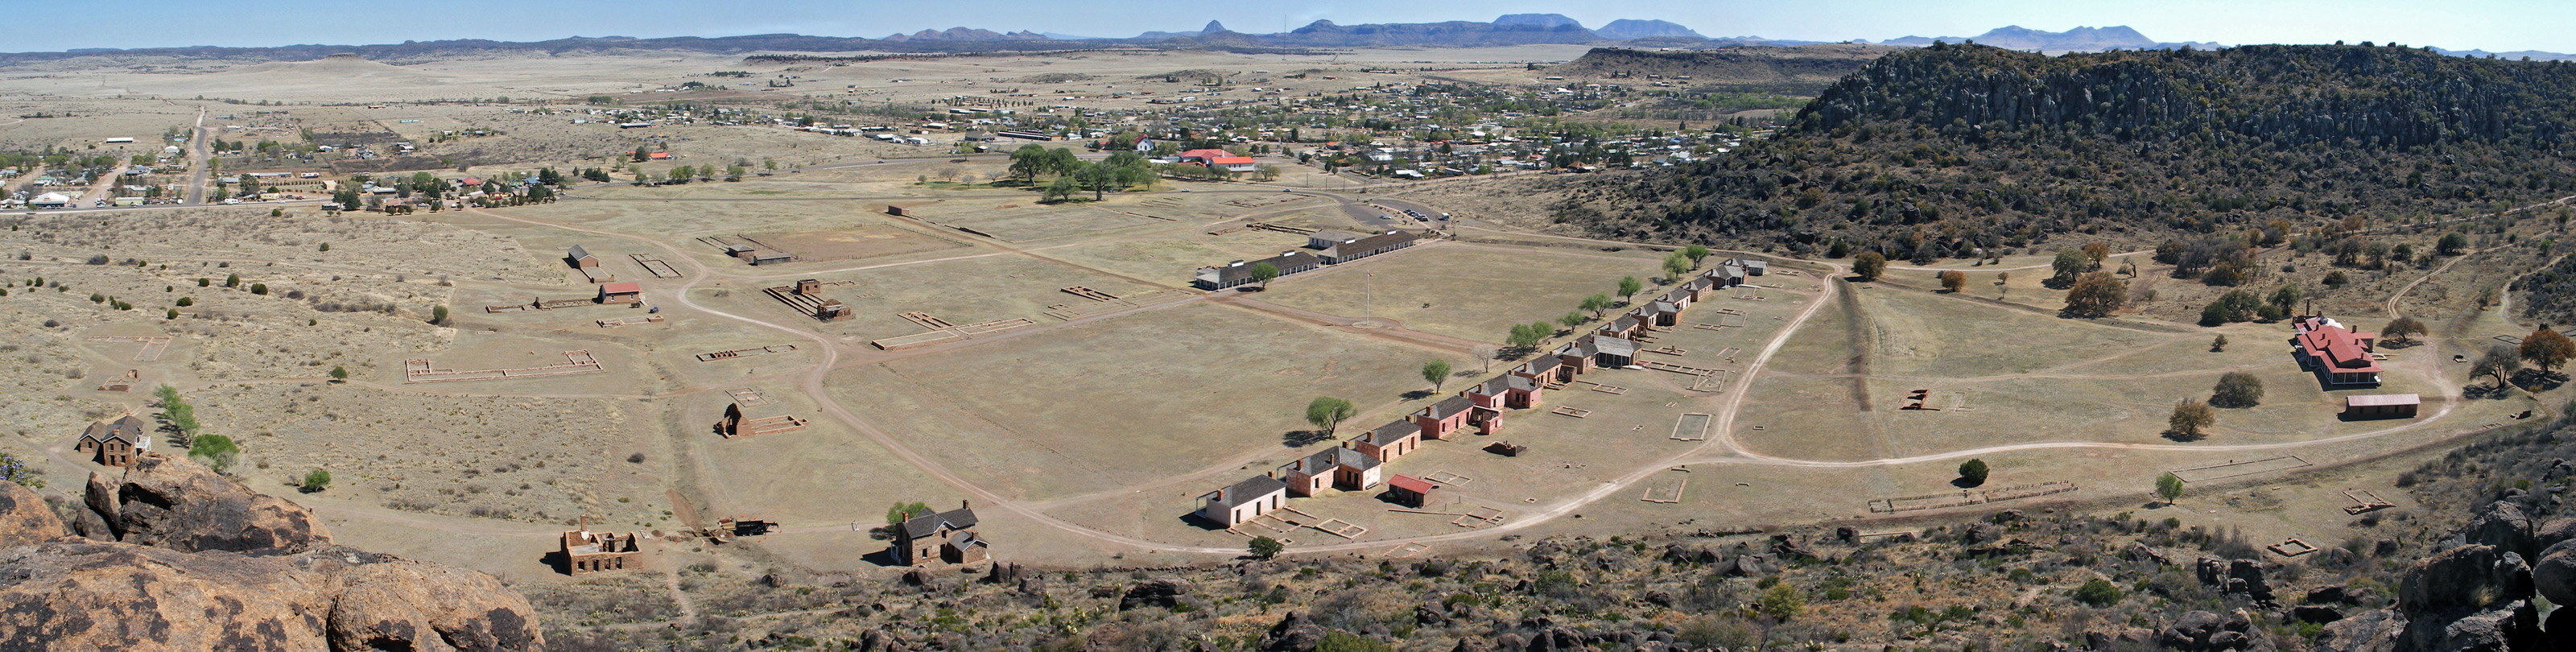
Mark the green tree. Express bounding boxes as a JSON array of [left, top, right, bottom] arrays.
[[2438, 232, 2470, 256], [1247, 262, 1280, 289], [1248, 535, 1283, 559], [2268, 284, 2302, 315], [328, 365, 349, 381], [1957, 459, 1989, 486], [1305, 397, 1356, 436], [1421, 359, 1454, 393], [1682, 245, 1711, 266], [1559, 312, 1587, 329], [1852, 251, 1887, 281], [1662, 253, 1692, 281], [2167, 398, 2215, 440], [1579, 293, 1615, 319], [154, 384, 200, 443], [2155, 472, 2186, 506], [2211, 371, 2264, 407], [1938, 270, 1967, 293], [1617, 276, 1644, 300], [188, 434, 239, 472], [885, 501, 932, 525], [2073, 578, 2124, 606], [431, 305, 449, 325], [300, 468, 332, 493], [1042, 175, 1080, 202], [2050, 250, 2089, 286], [2211, 335, 2228, 352]]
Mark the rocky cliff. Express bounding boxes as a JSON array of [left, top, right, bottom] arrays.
[[0, 454, 543, 651]]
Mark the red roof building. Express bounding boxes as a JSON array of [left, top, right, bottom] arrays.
[[599, 282, 644, 303], [1211, 156, 1257, 171], [1385, 474, 1436, 508], [459, 177, 483, 186], [2291, 317, 2380, 386], [1176, 148, 1232, 163]]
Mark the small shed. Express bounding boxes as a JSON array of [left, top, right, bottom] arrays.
[[567, 245, 600, 268], [599, 282, 643, 303], [741, 250, 794, 266], [2344, 394, 2420, 419], [1386, 474, 1437, 508]]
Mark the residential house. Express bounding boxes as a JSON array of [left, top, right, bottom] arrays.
[[1513, 356, 1568, 385], [1352, 419, 1423, 462], [1199, 476, 1288, 526], [2291, 317, 2381, 387], [1278, 447, 1382, 497], [1639, 301, 1681, 328], [1193, 251, 1320, 290], [1176, 148, 1235, 165], [1211, 155, 1259, 172], [73, 415, 151, 467], [1467, 373, 1544, 410], [1410, 394, 1476, 440], [1600, 314, 1645, 340], [893, 501, 989, 566]]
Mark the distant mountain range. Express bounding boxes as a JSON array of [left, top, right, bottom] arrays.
[[1876, 25, 2217, 52], [4, 16, 2566, 64]]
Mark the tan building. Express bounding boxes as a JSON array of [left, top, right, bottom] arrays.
[[1198, 476, 1287, 527], [73, 415, 151, 467], [560, 517, 642, 575]]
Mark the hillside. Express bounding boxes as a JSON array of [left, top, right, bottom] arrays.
[[1550, 45, 1896, 93]]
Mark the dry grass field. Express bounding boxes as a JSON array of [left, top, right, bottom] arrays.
[[0, 43, 2556, 598]]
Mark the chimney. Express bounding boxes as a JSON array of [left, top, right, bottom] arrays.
[[961, 499, 971, 510]]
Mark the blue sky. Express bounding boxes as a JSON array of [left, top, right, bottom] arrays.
[[33, 0, 2571, 54]]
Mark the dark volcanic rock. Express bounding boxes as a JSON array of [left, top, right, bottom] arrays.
[[2314, 609, 2403, 652], [0, 481, 65, 547], [2399, 544, 2531, 612], [1120, 577, 1191, 610], [1263, 612, 1327, 652], [0, 539, 539, 651], [2466, 501, 2539, 558], [2534, 539, 2576, 606], [82, 453, 331, 553]]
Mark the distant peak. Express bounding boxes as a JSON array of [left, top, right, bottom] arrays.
[[1203, 20, 1227, 34], [1493, 14, 1584, 30]]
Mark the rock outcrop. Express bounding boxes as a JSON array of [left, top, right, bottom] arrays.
[[0, 482, 65, 547], [72, 454, 331, 553], [0, 453, 542, 651]]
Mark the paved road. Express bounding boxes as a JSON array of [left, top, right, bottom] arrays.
[[183, 108, 209, 204]]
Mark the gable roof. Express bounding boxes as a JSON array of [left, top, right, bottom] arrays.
[[1358, 419, 1419, 446], [567, 245, 596, 261], [599, 282, 642, 295], [80, 415, 151, 446], [899, 506, 979, 539], [1206, 475, 1286, 508], [1286, 447, 1381, 475], [1418, 394, 1475, 420], [1200, 251, 1319, 285], [1592, 336, 1639, 357], [1388, 474, 1435, 494]]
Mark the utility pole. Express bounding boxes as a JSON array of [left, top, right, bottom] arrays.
[[1365, 271, 1373, 320]]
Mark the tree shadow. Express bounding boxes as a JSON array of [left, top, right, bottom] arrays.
[[1282, 430, 1332, 448], [2463, 383, 2516, 400], [1400, 390, 1435, 401], [2512, 369, 2566, 393], [1950, 477, 1985, 489], [2161, 429, 2207, 443]]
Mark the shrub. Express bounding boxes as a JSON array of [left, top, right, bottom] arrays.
[[1852, 252, 1886, 280], [1958, 459, 1989, 486], [1249, 536, 1283, 559], [250, 283, 268, 295], [188, 435, 240, 472], [300, 468, 332, 493], [2074, 578, 2124, 606]]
